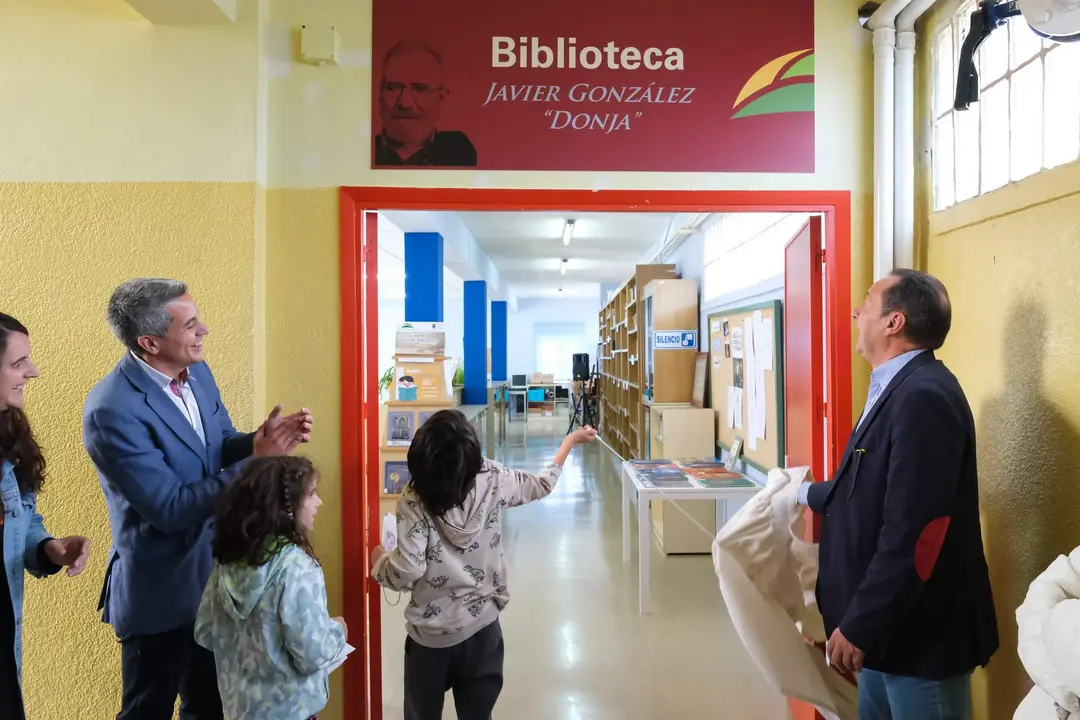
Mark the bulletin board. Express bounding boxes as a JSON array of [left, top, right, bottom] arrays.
[[707, 300, 785, 473]]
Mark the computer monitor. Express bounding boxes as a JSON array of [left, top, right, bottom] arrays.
[[511, 374, 527, 387]]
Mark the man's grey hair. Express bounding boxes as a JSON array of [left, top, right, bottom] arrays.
[[107, 278, 189, 354]]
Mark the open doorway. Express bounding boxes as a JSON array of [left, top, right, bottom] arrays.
[[340, 188, 853, 720]]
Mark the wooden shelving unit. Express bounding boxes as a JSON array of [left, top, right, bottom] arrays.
[[597, 264, 678, 459]]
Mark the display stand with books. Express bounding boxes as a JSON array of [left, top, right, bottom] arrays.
[[380, 326, 454, 506], [621, 457, 760, 614]]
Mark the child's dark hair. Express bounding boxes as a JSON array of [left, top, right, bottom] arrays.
[[212, 456, 319, 566], [407, 409, 483, 516]]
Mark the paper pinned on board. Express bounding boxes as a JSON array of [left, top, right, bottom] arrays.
[[731, 327, 744, 359], [754, 374, 768, 440], [752, 310, 774, 372], [759, 317, 774, 371], [732, 387, 743, 430]]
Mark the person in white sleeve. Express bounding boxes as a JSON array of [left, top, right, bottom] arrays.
[[1015, 547, 1080, 719]]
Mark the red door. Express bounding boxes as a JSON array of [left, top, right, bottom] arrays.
[[783, 217, 825, 483], [783, 215, 826, 720], [341, 208, 382, 719]]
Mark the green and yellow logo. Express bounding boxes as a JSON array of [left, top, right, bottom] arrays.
[[731, 49, 814, 119]]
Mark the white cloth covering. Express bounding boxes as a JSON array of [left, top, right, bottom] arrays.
[[712, 466, 858, 719]]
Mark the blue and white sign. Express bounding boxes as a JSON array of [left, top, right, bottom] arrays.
[[653, 330, 698, 350]]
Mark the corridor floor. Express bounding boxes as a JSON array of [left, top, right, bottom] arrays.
[[380, 416, 789, 719]]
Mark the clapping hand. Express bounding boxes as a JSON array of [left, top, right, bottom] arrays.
[[254, 405, 314, 457], [45, 536, 92, 577]]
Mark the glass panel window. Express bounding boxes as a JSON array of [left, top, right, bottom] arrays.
[[1044, 44, 1080, 169], [1010, 19, 1043, 70], [1010, 59, 1044, 182], [979, 21, 1009, 88], [930, 7, 1078, 210], [981, 81, 1010, 192], [955, 105, 980, 201], [933, 118, 955, 210], [933, 28, 955, 118]]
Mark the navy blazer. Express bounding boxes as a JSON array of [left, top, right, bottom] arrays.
[[83, 354, 254, 638], [807, 351, 998, 679]]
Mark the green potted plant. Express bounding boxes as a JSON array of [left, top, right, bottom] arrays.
[[378, 365, 394, 401]]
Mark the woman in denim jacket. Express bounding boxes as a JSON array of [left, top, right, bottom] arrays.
[[1, 314, 91, 719]]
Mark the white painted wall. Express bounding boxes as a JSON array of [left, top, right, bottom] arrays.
[[508, 297, 601, 378]]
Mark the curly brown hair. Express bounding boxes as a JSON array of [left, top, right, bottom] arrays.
[[0, 313, 46, 495], [211, 456, 320, 566]]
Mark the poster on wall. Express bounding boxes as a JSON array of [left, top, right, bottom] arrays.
[[370, 0, 814, 172]]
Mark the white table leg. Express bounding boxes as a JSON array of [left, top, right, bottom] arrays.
[[638, 490, 651, 615], [621, 465, 631, 563]]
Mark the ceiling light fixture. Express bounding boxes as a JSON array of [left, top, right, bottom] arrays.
[[560, 258, 568, 275], [558, 287, 563, 295], [562, 219, 576, 246]]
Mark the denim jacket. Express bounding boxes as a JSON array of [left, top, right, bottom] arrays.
[[2, 459, 59, 685], [195, 543, 347, 719]]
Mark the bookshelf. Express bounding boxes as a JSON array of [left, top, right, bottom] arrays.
[[597, 264, 678, 459]]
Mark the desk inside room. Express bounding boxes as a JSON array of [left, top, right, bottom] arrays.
[[621, 460, 759, 614], [520, 377, 573, 418]]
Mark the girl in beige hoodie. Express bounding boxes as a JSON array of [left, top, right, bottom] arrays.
[[371, 409, 595, 720]]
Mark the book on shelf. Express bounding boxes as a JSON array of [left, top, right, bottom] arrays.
[[384, 461, 411, 495]]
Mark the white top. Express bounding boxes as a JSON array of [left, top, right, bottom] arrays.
[[131, 351, 206, 445]]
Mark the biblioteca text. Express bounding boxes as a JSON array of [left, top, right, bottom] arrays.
[[493, 37, 685, 71]]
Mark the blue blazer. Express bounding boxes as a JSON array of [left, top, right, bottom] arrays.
[[807, 351, 998, 679], [83, 354, 254, 638]]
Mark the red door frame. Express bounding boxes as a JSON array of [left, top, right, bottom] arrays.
[[339, 187, 854, 720]]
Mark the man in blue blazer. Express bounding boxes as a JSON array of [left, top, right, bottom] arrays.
[[799, 269, 998, 720], [83, 278, 313, 720]]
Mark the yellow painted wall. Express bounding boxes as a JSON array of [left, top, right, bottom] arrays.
[[916, 7, 1080, 718], [0, 181, 257, 714], [0, 2, 263, 717], [924, 164, 1080, 720]]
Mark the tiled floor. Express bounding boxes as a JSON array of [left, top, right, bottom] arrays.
[[380, 415, 790, 719]]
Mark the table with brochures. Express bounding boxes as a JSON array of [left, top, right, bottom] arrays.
[[621, 458, 761, 615]]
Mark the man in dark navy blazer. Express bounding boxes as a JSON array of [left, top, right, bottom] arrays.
[[798, 269, 998, 719], [83, 278, 313, 720]]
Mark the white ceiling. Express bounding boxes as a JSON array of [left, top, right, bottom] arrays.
[[455, 211, 679, 299], [376, 210, 685, 302], [377, 213, 463, 300]]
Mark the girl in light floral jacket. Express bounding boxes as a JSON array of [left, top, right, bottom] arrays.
[[196, 457, 348, 720]]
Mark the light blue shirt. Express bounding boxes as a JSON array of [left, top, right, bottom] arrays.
[[130, 351, 205, 445], [797, 349, 926, 506]]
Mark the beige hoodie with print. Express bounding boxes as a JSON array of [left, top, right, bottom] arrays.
[[372, 459, 562, 648]]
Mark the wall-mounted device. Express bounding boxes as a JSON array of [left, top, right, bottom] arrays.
[[955, 0, 1080, 111], [300, 25, 339, 66]]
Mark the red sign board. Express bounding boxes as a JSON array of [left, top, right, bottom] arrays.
[[371, 0, 815, 173]]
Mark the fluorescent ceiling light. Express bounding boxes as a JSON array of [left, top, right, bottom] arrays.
[[562, 219, 576, 246], [560, 258, 567, 275]]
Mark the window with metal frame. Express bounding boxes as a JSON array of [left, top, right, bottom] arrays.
[[931, 2, 1080, 211]]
